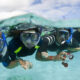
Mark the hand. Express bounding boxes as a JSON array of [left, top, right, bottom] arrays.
[[41, 52, 48, 58], [59, 51, 73, 60], [56, 52, 68, 60], [19, 59, 32, 70], [59, 51, 68, 55]]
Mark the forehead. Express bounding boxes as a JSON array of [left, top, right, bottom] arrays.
[[59, 31, 68, 36], [23, 30, 36, 34]]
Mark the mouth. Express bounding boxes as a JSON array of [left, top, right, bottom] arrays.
[[25, 43, 34, 48]]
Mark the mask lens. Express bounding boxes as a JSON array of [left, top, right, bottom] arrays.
[[20, 32, 40, 48], [23, 33, 29, 39], [60, 31, 68, 39], [31, 33, 38, 41], [21, 33, 39, 41], [60, 30, 68, 35]]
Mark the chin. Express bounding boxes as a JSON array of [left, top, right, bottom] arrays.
[[25, 44, 33, 49]]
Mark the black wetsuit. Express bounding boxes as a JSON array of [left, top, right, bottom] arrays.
[[57, 30, 80, 53], [1, 33, 56, 67], [2, 37, 36, 67], [2, 30, 80, 67], [73, 31, 80, 43]]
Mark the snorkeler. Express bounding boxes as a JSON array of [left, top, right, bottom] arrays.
[[19, 27, 67, 61], [9, 27, 80, 68], [2, 27, 68, 69], [1, 26, 79, 69], [55, 28, 80, 67], [0, 31, 33, 69]]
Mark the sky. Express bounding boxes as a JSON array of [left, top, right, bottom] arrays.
[[0, 0, 80, 21]]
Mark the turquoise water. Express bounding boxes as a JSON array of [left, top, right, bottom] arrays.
[[0, 13, 80, 80], [0, 49, 80, 80]]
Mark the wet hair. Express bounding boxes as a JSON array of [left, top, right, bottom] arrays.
[[8, 27, 41, 38]]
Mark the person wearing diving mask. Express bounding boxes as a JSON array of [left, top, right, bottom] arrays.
[[1, 27, 67, 70], [56, 28, 73, 46], [1, 27, 73, 69], [20, 30, 40, 49], [8, 27, 80, 68], [20, 28, 67, 62], [0, 28, 41, 69], [55, 28, 80, 67]]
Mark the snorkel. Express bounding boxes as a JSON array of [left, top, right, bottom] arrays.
[[66, 28, 73, 44], [61, 28, 73, 45], [0, 32, 7, 57]]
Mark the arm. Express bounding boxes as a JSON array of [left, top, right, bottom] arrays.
[[6, 59, 19, 69], [2, 53, 20, 69], [2, 57, 32, 70], [36, 51, 66, 61], [36, 37, 65, 61], [7, 58, 32, 70], [67, 38, 80, 52], [67, 47, 80, 52], [2, 49, 32, 69]]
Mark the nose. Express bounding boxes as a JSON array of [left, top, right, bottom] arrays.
[[26, 39, 32, 43]]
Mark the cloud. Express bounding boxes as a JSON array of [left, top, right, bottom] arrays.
[[0, 11, 27, 20], [32, 0, 42, 5], [0, 0, 80, 20], [25, 0, 80, 21], [0, 0, 34, 11]]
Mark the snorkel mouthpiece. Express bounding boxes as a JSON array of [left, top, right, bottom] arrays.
[[61, 41, 66, 45]]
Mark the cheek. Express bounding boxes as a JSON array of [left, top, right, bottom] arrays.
[[57, 38, 62, 44]]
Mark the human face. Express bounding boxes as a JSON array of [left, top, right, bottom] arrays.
[[56, 30, 69, 45], [20, 31, 40, 48]]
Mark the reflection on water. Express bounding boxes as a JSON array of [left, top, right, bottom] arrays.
[[7, 75, 32, 80], [0, 51, 80, 80]]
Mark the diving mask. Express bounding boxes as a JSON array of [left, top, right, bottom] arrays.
[[20, 30, 40, 48], [59, 30, 69, 45]]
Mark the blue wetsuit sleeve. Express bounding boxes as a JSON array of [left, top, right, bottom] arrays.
[[2, 62, 9, 67], [2, 53, 17, 67], [2, 58, 11, 67], [2, 52, 12, 67]]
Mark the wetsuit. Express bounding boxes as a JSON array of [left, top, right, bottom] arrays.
[[73, 30, 80, 43], [38, 33, 56, 53], [1, 32, 56, 67], [57, 30, 80, 53], [2, 37, 36, 67], [2, 29, 79, 67]]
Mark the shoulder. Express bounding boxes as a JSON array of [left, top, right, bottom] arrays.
[[8, 37, 23, 47]]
